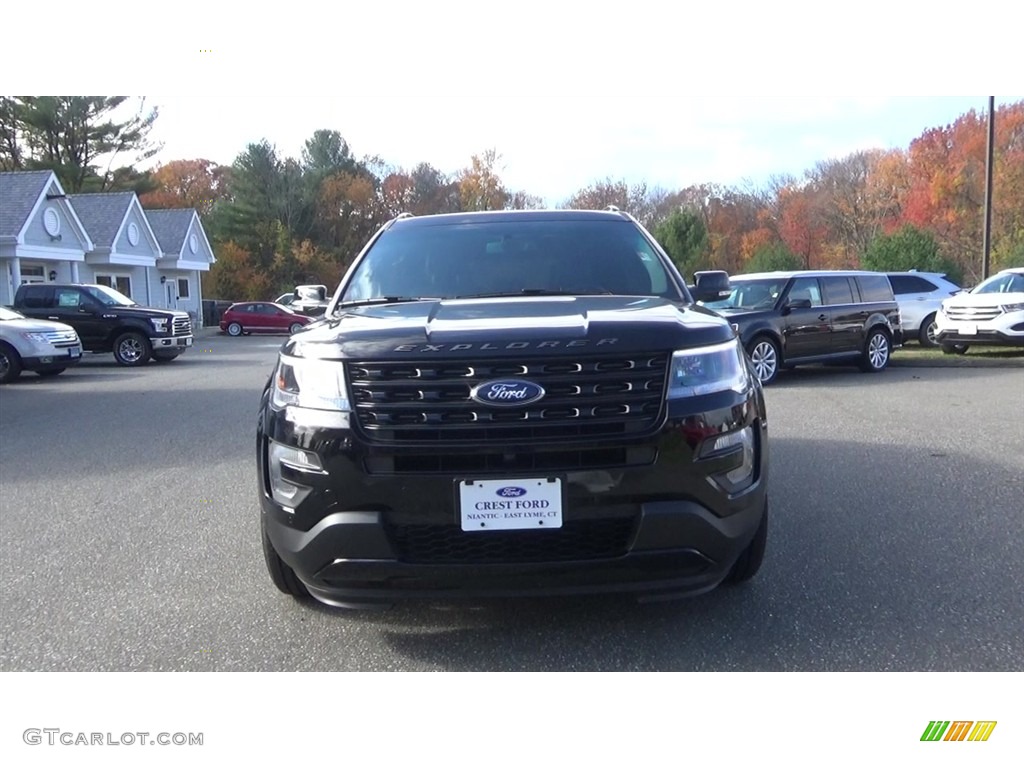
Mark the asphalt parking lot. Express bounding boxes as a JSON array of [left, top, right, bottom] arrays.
[[0, 333, 1021, 671]]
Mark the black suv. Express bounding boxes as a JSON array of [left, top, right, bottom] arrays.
[[257, 210, 769, 609], [13, 284, 193, 366], [702, 270, 902, 385]]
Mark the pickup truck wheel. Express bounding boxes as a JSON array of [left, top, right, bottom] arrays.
[[262, 519, 310, 600], [35, 367, 66, 377], [113, 331, 152, 366], [288, 322, 305, 335], [859, 329, 891, 372], [918, 313, 939, 347], [0, 342, 22, 384], [746, 336, 780, 385], [725, 501, 768, 584], [226, 322, 243, 337]]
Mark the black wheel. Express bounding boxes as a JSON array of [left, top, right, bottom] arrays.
[[262, 518, 310, 600], [941, 342, 969, 355], [112, 331, 152, 366], [152, 353, 180, 363], [288, 322, 305, 335], [746, 336, 781, 385], [918, 313, 939, 347], [859, 328, 891, 373], [0, 342, 23, 384], [35, 367, 66, 377], [226, 322, 243, 337], [725, 501, 768, 584]]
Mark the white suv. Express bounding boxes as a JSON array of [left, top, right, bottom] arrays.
[[886, 271, 962, 347], [0, 306, 83, 383], [934, 267, 1024, 354]]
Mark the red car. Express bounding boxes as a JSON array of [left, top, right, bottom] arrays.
[[220, 302, 313, 336]]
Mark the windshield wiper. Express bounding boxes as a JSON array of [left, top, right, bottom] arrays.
[[334, 296, 441, 310]]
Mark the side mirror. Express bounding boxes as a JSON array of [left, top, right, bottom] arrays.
[[783, 298, 812, 314], [692, 270, 731, 303]]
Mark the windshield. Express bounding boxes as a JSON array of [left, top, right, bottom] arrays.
[[703, 277, 787, 310], [339, 219, 682, 306], [972, 272, 1024, 295], [83, 285, 137, 306], [0, 307, 25, 321]]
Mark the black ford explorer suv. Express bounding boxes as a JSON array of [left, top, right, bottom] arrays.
[[702, 270, 902, 385], [257, 210, 769, 609], [13, 283, 193, 366]]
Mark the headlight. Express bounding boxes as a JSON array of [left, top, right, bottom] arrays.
[[1001, 302, 1024, 313], [150, 318, 169, 333], [271, 355, 350, 412], [668, 339, 750, 399], [21, 332, 49, 345]]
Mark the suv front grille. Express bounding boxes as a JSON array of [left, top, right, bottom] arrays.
[[347, 353, 669, 444], [172, 316, 192, 336], [945, 306, 1001, 322], [387, 518, 636, 564], [43, 330, 79, 348]]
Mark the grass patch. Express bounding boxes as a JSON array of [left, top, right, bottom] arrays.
[[894, 342, 1024, 362]]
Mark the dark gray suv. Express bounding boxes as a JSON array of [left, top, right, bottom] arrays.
[[703, 270, 902, 385]]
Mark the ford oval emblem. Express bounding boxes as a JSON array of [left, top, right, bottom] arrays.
[[496, 486, 527, 498], [470, 379, 546, 407]]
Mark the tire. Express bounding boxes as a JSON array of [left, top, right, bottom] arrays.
[[288, 322, 305, 335], [725, 501, 768, 584], [35, 367, 66, 377], [0, 342, 23, 384], [152, 353, 180, 363], [941, 342, 969, 355], [261, 518, 310, 600], [112, 331, 152, 367], [859, 328, 891, 373], [746, 336, 781, 386], [918, 313, 939, 347], [226, 322, 243, 337]]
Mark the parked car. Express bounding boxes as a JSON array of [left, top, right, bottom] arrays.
[[0, 306, 83, 384], [257, 209, 769, 609], [885, 271, 962, 347], [934, 267, 1024, 354], [702, 270, 902, 385], [13, 284, 193, 366], [220, 302, 313, 336]]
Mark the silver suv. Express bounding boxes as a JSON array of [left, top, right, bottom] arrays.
[[0, 306, 83, 383], [885, 272, 962, 347]]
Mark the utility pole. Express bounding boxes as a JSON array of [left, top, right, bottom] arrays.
[[982, 96, 995, 280]]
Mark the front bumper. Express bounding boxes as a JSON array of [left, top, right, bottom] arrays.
[[935, 311, 1024, 346], [20, 344, 83, 370], [150, 335, 194, 350], [257, 388, 769, 605]]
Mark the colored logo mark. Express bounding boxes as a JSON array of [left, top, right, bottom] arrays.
[[920, 721, 997, 742]]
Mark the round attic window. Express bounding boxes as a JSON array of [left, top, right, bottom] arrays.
[[43, 207, 61, 237], [189, 234, 199, 254], [127, 222, 140, 246]]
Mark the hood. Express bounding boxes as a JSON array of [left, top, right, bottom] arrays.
[[1, 317, 77, 334], [944, 291, 1024, 309], [283, 296, 734, 359], [101, 306, 189, 321]]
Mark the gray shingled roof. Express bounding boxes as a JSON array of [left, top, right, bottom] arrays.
[[145, 209, 194, 254], [0, 171, 53, 239], [68, 192, 136, 248]]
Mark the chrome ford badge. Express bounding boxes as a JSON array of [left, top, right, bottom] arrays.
[[470, 379, 546, 407]]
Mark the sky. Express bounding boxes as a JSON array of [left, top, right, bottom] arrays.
[[143, 95, 1012, 205], [5, 2, 1022, 207]]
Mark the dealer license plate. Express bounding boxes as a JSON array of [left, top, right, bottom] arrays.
[[960, 323, 977, 335], [459, 478, 562, 532]]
